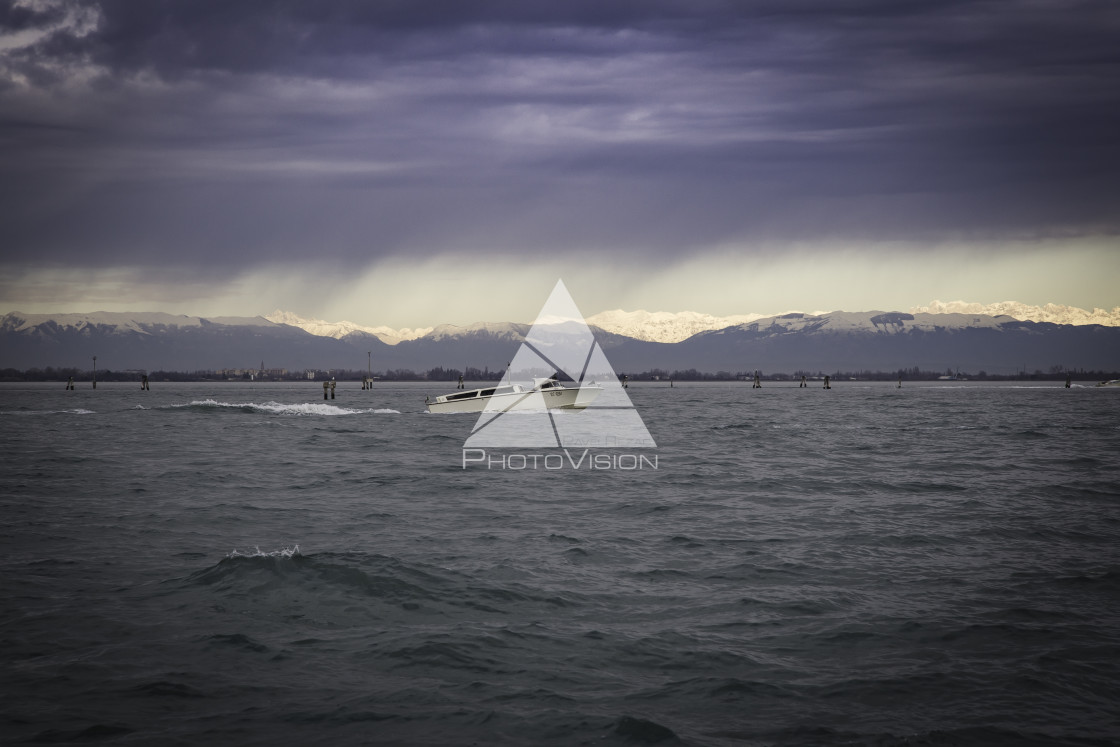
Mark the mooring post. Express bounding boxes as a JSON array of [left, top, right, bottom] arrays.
[[323, 380, 329, 400], [330, 379, 336, 400], [824, 375, 831, 390]]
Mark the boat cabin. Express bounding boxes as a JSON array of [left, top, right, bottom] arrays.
[[437, 385, 522, 403]]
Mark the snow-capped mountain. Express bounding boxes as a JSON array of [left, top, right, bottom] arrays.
[[673, 309, 1120, 373], [0, 310, 360, 371], [585, 309, 767, 343], [265, 301, 1119, 347], [715, 310, 1013, 336], [265, 310, 431, 345], [422, 321, 529, 342], [911, 300, 1120, 327], [2, 311, 277, 335], [6, 304, 1120, 374]]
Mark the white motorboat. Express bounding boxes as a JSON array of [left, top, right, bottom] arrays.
[[1096, 379, 1120, 387], [426, 375, 603, 414]]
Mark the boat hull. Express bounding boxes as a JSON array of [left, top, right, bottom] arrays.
[[427, 385, 601, 414]]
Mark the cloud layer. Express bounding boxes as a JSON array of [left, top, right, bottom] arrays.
[[2, 0, 1118, 320]]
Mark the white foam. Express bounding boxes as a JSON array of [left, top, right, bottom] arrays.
[[1, 408, 96, 416], [227, 545, 302, 559], [176, 399, 399, 416], [1004, 386, 1071, 390]]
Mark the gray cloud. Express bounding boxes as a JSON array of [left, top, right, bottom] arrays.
[[1, 0, 1118, 274]]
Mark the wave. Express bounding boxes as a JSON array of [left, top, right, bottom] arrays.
[[1003, 385, 1081, 390], [169, 399, 400, 416], [0, 408, 96, 416], [751, 724, 1073, 746], [227, 545, 302, 559], [180, 550, 583, 623]]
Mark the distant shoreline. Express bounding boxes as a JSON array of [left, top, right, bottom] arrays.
[[3, 367, 1116, 385]]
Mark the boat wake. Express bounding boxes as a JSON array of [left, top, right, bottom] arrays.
[[0, 408, 96, 416], [170, 399, 400, 416]]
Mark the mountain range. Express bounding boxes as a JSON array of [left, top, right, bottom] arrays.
[[263, 310, 433, 345], [3, 303, 1119, 375], [271, 301, 1120, 345], [909, 301, 1120, 328]]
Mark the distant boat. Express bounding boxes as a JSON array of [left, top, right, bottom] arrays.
[[1095, 379, 1120, 387], [426, 374, 602, 413], [937, 374, 968, 381]]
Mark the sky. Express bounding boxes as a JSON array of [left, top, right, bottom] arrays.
[[1, 0, 1118, 327]]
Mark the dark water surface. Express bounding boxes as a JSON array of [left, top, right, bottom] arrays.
[[2, 381, 1119, 745]]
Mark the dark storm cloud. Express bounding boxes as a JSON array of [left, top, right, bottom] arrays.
[[1, 0, 1118, 270]]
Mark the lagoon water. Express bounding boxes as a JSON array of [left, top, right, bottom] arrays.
[[2, 380, 1119, 746]]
